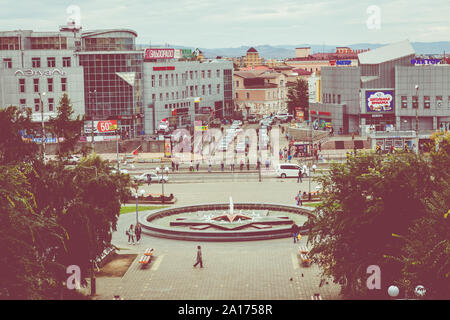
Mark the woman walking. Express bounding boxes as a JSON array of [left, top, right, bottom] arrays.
[[127, 224, 136, 245]]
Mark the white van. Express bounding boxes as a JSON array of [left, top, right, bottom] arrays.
[[276, 164, 301, 178]]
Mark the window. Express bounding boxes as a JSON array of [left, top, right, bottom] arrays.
[[401, 96, 408, 108], [202, 70, 205, 79], [217, 84, 220, 94], [436, 96, 442, 107], [166, 93, 169, 100], [171, 92, 174, 100], [337, 94, 341, 104], [333, 94, 335, 104], [246, 92, 250, 99], [159, 93, 163, 101], [34, 98, 40, 112], [195, 85, 198, 96], [448, 96, 450, 108], [151, 75, 155, 87], [424, 96, 430, 109], [48, 98, 54, 112], [195, 71, 198, 79], [217, 69, 220, 78], [159, 75, 162, 86], [412, 96, 418, 109], [165, 74, 169, 86], [152, 93, 156, 101], [190, 71, 193, 80], [3, 58, 12, 69], [32, 58, 41, 68], [19, 99, 26, 109], [165, 104, 168, 109], [47, 57, 55, 68], [171, 74, 174, 86], [190, 86, 194, 97], [62, 57, 71, 67], [47, 78, 53, 92], [176, 92, 179, 99], [207, 70, 211, 78], [61, 78, 67, 91], [176, 74, 178, 85], [33, 78, 39, 93], [208, 84, 211, 95], [19, 78, 25, 93], [236, 80, 239, 87]]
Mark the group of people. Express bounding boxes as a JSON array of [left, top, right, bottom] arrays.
[[126, 223, 142, 245]]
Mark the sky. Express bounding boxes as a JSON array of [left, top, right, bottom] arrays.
[[0, 0, 449, 48]]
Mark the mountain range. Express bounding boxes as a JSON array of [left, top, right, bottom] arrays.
[[137, 42, 450, 59]]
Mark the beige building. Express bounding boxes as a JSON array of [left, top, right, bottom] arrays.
[[243, 47, 263, 67]]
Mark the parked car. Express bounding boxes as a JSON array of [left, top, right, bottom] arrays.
[[275, 113, 290, 122], [133, 172, 168, 183], [247, 114, 258, 124], [63, 155, 80, 164], [111, 168, 129, 175], [276, 164, 302, 178]]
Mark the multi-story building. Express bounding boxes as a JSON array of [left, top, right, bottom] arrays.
[[142, 49, 233, 134], [0, 28, 85, 123], [242, 47, 263, 68], [310, 40, 450, 149], [78, 29, 144, 138]]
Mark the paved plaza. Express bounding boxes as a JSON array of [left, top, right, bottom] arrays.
[[93, 180, 342, 300]]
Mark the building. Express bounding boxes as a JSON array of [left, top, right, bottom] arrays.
[[0, 28, 85, 123], [243, 47, 263, 68], [310, 40, 450, 150], [142, 49, 233, 134], [78, 29, 144, 138], [234, 70, 287, 117]]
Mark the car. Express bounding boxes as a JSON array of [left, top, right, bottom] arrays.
[[275, 113, 290, 122], [111, 168, 129, 175], [247, 114, 258, 124], [276, 164, 302, 178], [133, 172, 168, 183], [63, 155, 80, 164]]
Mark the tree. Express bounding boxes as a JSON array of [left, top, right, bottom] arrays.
[[286, 78, 309, 119], [48, 93, 84, 158], [308, 151, 435, 298]]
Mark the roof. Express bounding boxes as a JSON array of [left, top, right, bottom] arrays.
[[234, 70, 267, 78], [292, 69, 313, 76], [247, 47, 258, 53], [82, 29, 138, 38], [358, 40, 415, 64], [239, 65, 271, 71]]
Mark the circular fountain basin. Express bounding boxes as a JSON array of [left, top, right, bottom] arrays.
[[139, 203, 315, 242]]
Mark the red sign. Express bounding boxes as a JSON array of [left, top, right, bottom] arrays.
[[153, 66, 175, 71], [97, 120, 118, 133], [145, 48, 175, 59], [329, 60, 336, 66]]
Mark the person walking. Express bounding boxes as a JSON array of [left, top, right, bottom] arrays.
[[221, 161, 224, 171], [126, 224, 135, 245], [196, 161, 200, 171], [279, 149, 283, 160], [171, 160, 175, 172], [297, 168, 302, 183], [246, 158, 250, 171], [291, 222, 300, 243], [135, 223, 142, 244], [193, 245, 203, 268], [208, 160, 212, 173], [176, 161, 179, 171], [265, 159, 270, 169], [146, 174, 152, 186], [296, 190, 302, 206], [318, 141, 322, 152], [240, 159, 244, 171]]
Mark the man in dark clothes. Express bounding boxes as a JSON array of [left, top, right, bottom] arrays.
[[193, 245, 203, 268], [291, 223, 300, 243], [135, 223, 142, 244], [297, 168, 302, 183]]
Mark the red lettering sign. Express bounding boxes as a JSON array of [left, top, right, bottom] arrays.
[[145, 48, 175, 59]]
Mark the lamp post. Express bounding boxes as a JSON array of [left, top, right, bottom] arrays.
[[303, 162, 317, 200], [38, 92, 46, 160], [135, 189, 145, 225], [156, 166, 169, 203]]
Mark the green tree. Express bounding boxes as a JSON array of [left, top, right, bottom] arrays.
[[286, 78, 309, 119], [308, 152, 435, 298], [48, 93, 84, 159]]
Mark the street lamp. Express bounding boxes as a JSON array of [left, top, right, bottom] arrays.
[[38, 92, 46, 160], [89, 90, 97, 153], [415, 85, 419, 153], [303, 162, 317, 200], [155, 166, 169, 203], [135, 189, 146, 225]]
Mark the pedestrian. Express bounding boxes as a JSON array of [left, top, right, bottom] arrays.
[[176, 162, 179, 171], [291, 222, 299, 243], [288, 154, 292, 163], [318, 142, 321, 152], [240, 159, 244, 171], [146, 174, 152, 186], [352, 132, 355, 141], [247, 158, 250, 171], [135, 223, 142, 244], [297, 168, 302, 183], [296, 191, 302, 206], [196, 161, 200, 171], [265, 159, 270, 169], [279, 149, 283, 160], [171, 160, 175, 172], [193, 245, 203, 268], [208, 160, 212, 173], [390, 145, 394, 154], [221, 161, 224, 171], [126, 224, 135, 245], [190, 161, 194, 172], [256, 159, 261, 170]]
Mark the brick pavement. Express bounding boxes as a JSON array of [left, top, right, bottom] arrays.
[[92, 181, 341, 300]]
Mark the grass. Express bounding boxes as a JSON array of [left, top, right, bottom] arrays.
[[303, 202, 322, 208], [120, 205, 169, 214]]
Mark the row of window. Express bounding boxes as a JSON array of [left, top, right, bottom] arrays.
[[164, 102, 191, 110], [401, 96, 450, 109], [19, 77, 67, 93], [3, 57, 72, 69], [235, 91, 279, 100], [19, 97, 55, 112], [150, 70, 221, 88], [323, 93, 341, 104], [150, 84, 220, 102]]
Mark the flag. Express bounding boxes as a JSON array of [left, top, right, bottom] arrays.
[[132, 145, 142, 155]]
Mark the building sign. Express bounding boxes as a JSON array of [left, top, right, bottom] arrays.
[[195, 125, 208, 131], [84, 120, 118, 134], [153, 66, 175, 71], [329, 60, 336, 66], [15, 69, 66, 77], [410, 59, 440, 65], [144, 48, 175, 60], [164, 138, 172, 157], [366, 90, 394, 113], [336, 60, 352, 65]]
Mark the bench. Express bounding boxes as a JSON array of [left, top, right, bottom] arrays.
[[144, 248, 154, 257], [299, 246, 309, 254], [311, 294, 322, 300], [300, 253, 311, 266], [139, 255, 151, 268]]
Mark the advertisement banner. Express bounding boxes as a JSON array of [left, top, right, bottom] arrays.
[[164, 138, 172, 157], [366, 90, 394, 113], [145, 48, 175, 60], [84, 120, 118, 134]]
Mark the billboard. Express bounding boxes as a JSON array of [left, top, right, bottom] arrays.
[[366, 90, 394, 113], [84, 120, 118, 134], [145, 48, 175, 60]]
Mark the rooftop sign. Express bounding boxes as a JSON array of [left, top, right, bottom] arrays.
[[145, 48, 175, 60], [410, 58, 440, 65]]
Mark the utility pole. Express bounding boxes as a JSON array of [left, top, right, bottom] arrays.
[[89, 90, 97, 153], [415, 85, 419, 153], [39, 92, 47, 160]]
